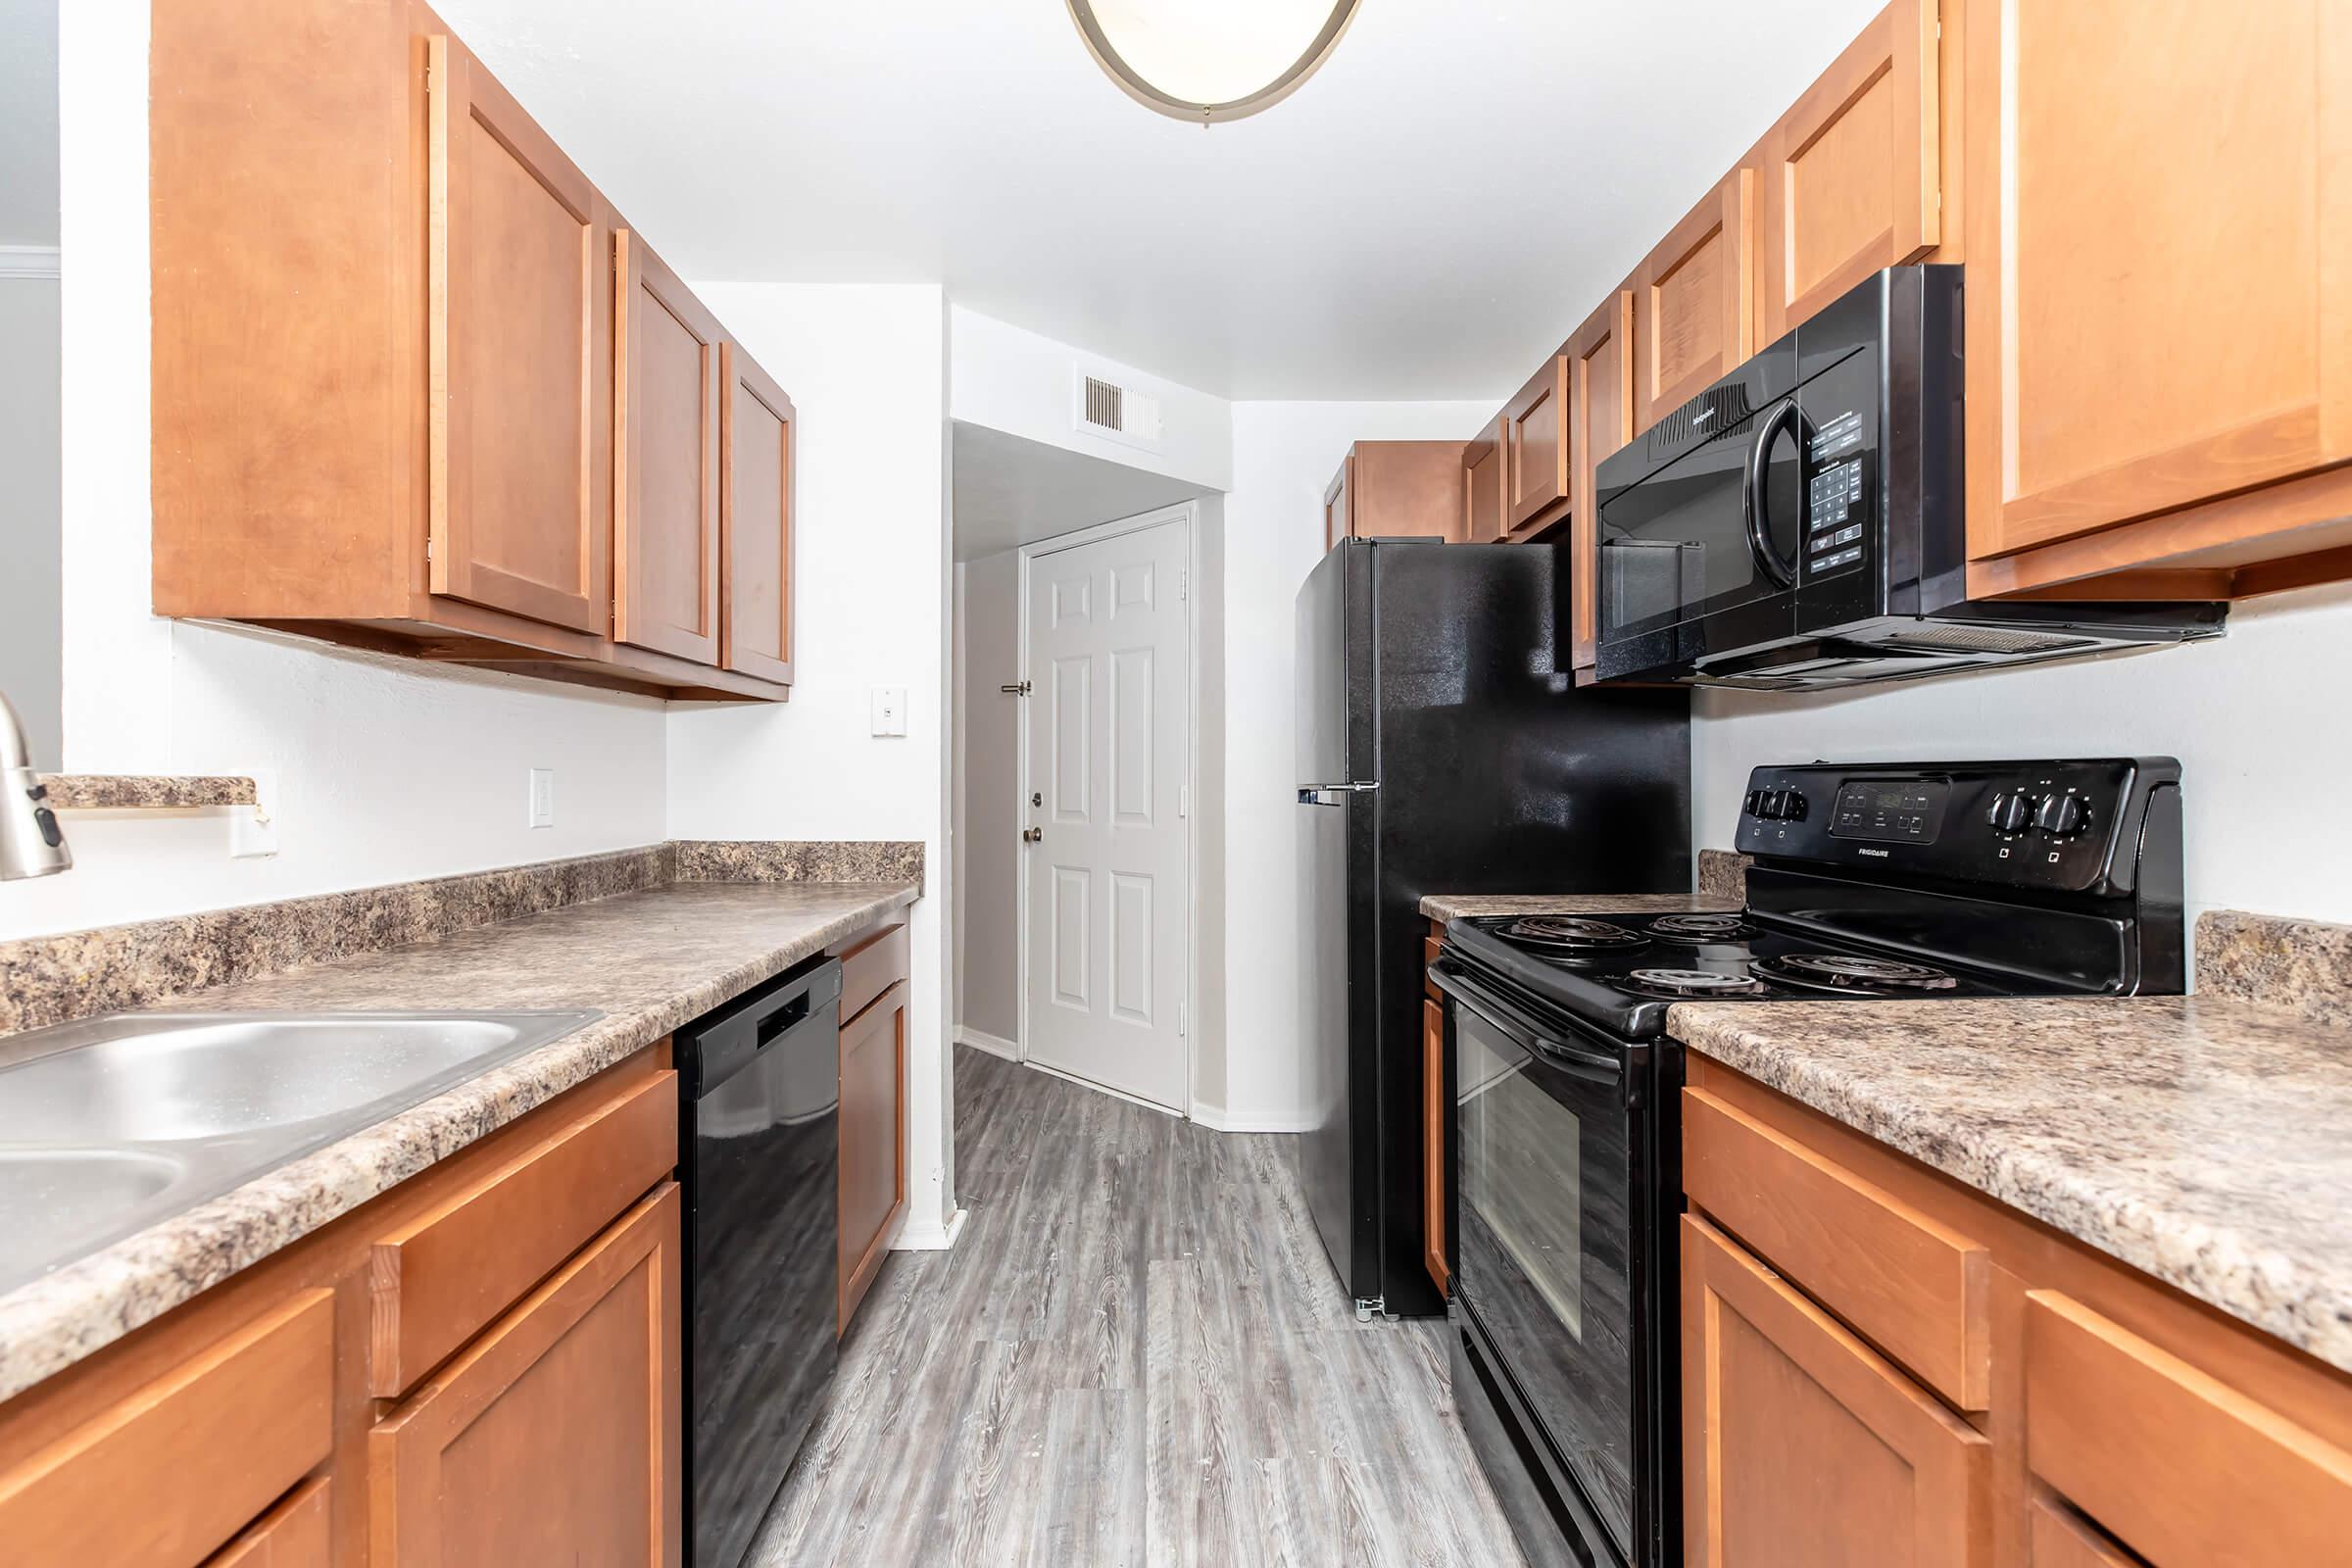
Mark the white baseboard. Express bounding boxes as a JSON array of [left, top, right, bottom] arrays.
[[1189, 1102, 1316, 1134], [954, 1026, 1020, 1060], [892, 1206, 968, 1252]]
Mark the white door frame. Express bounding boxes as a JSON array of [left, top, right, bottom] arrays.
[[1013, 500, 1200, 1117]]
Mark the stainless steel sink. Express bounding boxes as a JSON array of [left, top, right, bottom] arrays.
[[0, 1010, 600, 1294]]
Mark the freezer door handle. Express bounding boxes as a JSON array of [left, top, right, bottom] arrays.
[[1298, 784, 1379, 805]]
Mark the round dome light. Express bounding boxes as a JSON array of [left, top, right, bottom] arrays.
[[1066, 0, 1361, 124]]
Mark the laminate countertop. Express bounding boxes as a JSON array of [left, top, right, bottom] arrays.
[[1669, 995, 2352, 1373], [0, 879, 916, 1402]]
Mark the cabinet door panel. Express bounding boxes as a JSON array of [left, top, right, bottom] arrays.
[[371, 1185, 681, 1568], [1421, 999, 1448, 1296], [1568, 288, 1636, 669], [840, 983, 906, 1330], [1760, 0, 1940, 338], [1966, 0, 2352, 557], [615, 232, 722, 664], [1682, 1215, 1990, 1568], [204, 1478, 330, 1568], [721, 344, 797, 684], [1637, 172, 1754, 432], [1462, 416, 1506, 545], [1324, 455, 1353, 551], [1504, 355, 1571, 534], [426, 36, 612, 636]]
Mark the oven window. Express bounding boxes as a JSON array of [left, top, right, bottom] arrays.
[[1452, 999, 1637, 1556]]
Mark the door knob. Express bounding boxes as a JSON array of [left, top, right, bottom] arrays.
[[1021, 826, 1043, 843]]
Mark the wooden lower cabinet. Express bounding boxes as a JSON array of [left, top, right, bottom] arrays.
[[1421, 997, 1448, 1297], [1684, 1060, 2352, 1568], [839, 979, 907, 1331], [1682, 1214, 1992, 1567], [371, 1186, 682, 1567], [0, 1047, 678, 1567]]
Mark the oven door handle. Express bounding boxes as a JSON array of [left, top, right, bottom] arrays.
[[1742, 395, 1801, 590], [1429, 961, 1625, 1084]]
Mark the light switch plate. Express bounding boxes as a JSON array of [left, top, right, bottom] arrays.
[[528, 767, 556, 828], [870, 687, 908, 737]]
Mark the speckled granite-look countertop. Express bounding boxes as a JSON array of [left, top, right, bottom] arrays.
[[1670, 995, 2352, 1373], [0, 879, 915, 1402]]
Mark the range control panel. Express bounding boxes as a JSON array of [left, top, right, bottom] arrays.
[[1735, 760, 2177, 895]]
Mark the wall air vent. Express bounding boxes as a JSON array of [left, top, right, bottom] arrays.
[[1072, 367, 1164, 452], [1083, 375, 1124, 433]]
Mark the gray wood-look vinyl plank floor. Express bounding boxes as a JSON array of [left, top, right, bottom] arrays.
[[748, 1046, 1527, 1568]]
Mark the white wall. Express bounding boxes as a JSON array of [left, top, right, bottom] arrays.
[[9, 2, 667, 944], [1691, 581, 2352, 938], [664, 281, 959, 1246], [1212, 400, 1497, 1129], [950, 306, 1233, 493], [0, 269, 61, 773], [953, 546, 1021, 1044]]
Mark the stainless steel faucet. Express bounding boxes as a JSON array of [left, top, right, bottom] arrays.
[[0, 688, 71, 879]]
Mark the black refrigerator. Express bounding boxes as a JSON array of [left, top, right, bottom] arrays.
[[1295, 538, 1690, 1320]]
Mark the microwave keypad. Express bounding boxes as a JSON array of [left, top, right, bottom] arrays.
[[1806, 457, 1867, 579]]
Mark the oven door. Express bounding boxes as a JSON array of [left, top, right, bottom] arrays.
[[1434, 961, 1642, 1564], [1595, 334, 1805, 672]]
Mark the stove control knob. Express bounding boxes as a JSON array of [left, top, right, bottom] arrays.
[[1779, 789, 1808, 822], [1743, 789, 1766, 817], [2034, 792, 2089, 839], [1986, 791, 2035, 834]]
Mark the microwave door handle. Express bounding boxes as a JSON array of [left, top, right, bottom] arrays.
[[1742, 396, 1801, 589]]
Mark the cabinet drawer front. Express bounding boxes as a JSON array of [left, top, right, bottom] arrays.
[[369, 1068, 677, 1397], [0, 1290, 332, 1568], [1682, 1216, 1990, 1568], [840, 982, 907, 1329], [204, 1476, 330, 1568], [841, 920, 910, 1024], [2025, 1290, 2352, 1566], [1683, 1087, 1990, 1408]]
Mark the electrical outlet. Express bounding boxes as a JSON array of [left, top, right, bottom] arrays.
[[870, 687, 908, 737], [528, 768, 556, 828]]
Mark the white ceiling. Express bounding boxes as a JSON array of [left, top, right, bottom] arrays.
[[951, 421, 1211, 561], [387, 2, 1879, 398], [0, 0, 59, 248]]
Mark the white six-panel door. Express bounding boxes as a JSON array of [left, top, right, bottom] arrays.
[[1022, 514, 1191, 1111]]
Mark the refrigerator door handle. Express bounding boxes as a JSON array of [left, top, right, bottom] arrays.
[[1298, 784, 1379, 805]]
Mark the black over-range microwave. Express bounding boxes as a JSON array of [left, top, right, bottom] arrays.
[[1592, 266, 2226, 689]]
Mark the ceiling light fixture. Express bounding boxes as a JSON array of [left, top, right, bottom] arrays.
[[1065, 0, 1361, 125]]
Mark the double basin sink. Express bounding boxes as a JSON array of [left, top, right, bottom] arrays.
[[0, 1009, 599, 1295]]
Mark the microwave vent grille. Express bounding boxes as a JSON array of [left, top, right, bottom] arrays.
[[1875, 625, 2098, 656], [1651, 384, 1756, 459]]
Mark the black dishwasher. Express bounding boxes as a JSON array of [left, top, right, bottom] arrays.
[[676, 954, 843, 1568]]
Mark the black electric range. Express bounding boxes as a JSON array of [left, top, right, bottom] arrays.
[[1433, 758, 2185, 1568]]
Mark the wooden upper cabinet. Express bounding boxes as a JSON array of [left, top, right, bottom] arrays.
[[424, 35, 612, 637], [1758, 0, 1942, 339], [1635, 170, 1755, 433], [612, 230, 722, 664], [1503, 353, 1573, 536], [1324, 455, 1354, 551], [1682, 1215, 1992, 1568], [720, 344, 797, 685], [1568, 289, 1636, 670], [1964, 0, 2352, 562], [1462, 415, 1507, 545]]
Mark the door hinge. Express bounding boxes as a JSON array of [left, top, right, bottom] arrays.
[[1178, 568, 1189, 602], [424, 536, 434, 562], [1000, 680, 1032, 696], [1178, 1002, 1187, 1037], [1179, 785, 1189, 818]]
